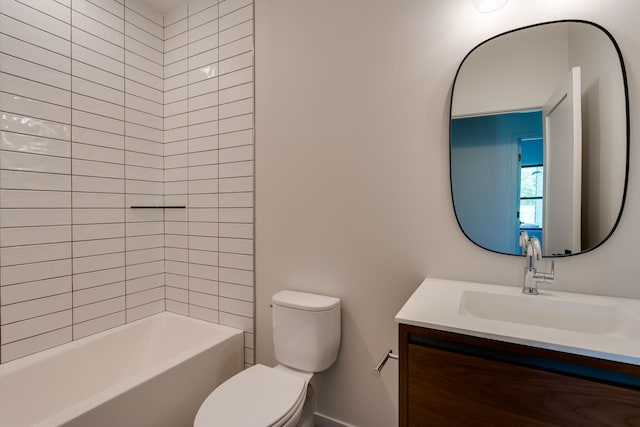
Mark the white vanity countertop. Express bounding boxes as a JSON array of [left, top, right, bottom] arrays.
[[395, 277, 640, 366]]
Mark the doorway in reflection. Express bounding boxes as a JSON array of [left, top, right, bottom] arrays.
[[451, 110, 543, 254], [519, 139, 544, 249]]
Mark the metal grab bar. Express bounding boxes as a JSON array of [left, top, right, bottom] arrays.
[[370, 349, 399, 378]]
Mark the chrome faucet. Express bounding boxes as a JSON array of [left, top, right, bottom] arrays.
[[519, 232, 554, 295]]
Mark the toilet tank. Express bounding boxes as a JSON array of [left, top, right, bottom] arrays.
[[272, 291, 341, 373]]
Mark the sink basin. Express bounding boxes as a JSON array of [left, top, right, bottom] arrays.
[[395, 278, 640, 365], [458, 290, 638, 338]]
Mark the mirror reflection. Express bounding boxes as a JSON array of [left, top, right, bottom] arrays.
[[450, 21, 628, 257]]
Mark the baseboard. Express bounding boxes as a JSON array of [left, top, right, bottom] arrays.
[[314, 412, 355, 427]]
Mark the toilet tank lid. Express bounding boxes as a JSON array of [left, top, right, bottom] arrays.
[[272, 291, 340, 311]]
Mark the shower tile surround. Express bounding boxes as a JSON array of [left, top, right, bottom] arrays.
[[0, 0, 254, 363]]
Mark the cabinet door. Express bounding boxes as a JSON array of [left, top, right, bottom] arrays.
[[407, 343, 640, 427]]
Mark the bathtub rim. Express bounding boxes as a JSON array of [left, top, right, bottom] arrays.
[[0, 312, 244, 427]]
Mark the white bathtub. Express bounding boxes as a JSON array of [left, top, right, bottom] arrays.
[[0, 312, 244, 427]]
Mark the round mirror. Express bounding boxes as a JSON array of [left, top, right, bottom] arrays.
[[450, 20, 629, 257]]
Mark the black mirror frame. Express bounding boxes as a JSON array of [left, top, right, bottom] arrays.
[[449, 19, 630, 258]]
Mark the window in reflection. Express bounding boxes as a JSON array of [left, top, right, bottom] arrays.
[[519, 164, 544, 246]]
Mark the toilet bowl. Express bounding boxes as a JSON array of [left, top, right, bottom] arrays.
[[194, 290, 341, 427], [194, 364, 313, 427]]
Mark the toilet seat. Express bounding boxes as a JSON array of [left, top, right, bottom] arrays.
[[194, 364, 308, 427]]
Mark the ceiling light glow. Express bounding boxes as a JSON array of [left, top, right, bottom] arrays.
[[472, 0, 509, 13]]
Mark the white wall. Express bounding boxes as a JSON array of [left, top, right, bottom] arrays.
[[452, 22, 569, 116], [255, 0, 640, 426], [569, 23, 627, 249]]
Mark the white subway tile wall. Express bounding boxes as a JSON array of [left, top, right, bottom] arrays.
[[124, 1, 166, 327], [163, 0, 254, 368], [1, 0, 73, 362], [164, 3, 190, 320], [71, 0, 126, 346], [0, 0, 254, 363]]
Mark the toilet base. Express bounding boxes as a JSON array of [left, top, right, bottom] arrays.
[[298, 384, 315, 427]]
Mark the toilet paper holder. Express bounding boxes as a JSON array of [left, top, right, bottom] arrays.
[[370, 349, 399, 378]]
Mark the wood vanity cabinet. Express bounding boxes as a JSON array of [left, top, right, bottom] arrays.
[[399, 324, 640, 427]]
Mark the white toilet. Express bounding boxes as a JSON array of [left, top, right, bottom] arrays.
[[194, 290, 341, 427]]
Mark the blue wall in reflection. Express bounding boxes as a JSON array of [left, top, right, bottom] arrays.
[[451, 110, 543, 254]]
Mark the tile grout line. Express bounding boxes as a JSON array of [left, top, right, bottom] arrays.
[[162, 8, 167, 314], [216, 2, 221, 326], [187, 2, 191, 319], [124, 1, 128, 325], [70, 0, 75, 342]]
